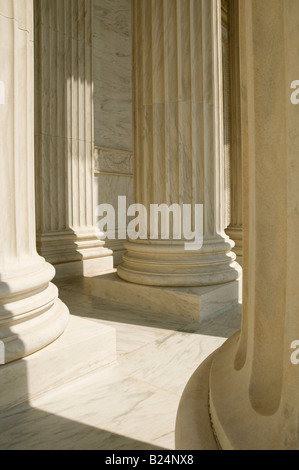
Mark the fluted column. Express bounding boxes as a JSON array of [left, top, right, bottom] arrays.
[[34, 0, 113, 277], [209, 0, 299, 449], [0, 0, 69, 364], [117, 0, 240, 287], [225, 0, 243, 266]]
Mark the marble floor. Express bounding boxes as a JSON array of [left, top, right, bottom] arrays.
[[0, 277, 241, 450]]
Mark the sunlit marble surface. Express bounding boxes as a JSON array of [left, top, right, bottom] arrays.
[[0, 278, 241, 450], [93, 0, 132, 151]]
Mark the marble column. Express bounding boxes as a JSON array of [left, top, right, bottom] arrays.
[[225, 0, 243, 266], [0, 0, 69, 364], [34, 0, 113, 278], [117, 0, 241, 287], [209, 0, 299, 449]]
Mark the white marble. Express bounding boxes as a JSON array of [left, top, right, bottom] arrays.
[[0, 315, 116, 414], [209, 0, 299, 449], [0, 282, 241, 450], [118, 331, 226, 396], [94, 173, 134, 265], [53, 257, 115, 281], [0, 0, 69, 364], [85, 272, 241, 322], [93, 0, 132, 151], [92, 0, 134, 269], [117, 0, 241, 287], [64, 295, 191, 356], [224, 0, 243, 266], [95, 147, 133, 176], [94, 175, 134, 220], [221, 3, 231, 231], [175, 353, 219, 450], [0, 367, 179, 450], [34, 0, 113, 277]]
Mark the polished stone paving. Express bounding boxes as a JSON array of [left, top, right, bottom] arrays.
[[0, 277, 241, 450]]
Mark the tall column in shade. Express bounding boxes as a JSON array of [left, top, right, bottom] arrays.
[[117, 0, 241, 287], [209, 0, 299, 449], [0, 0, 69, 364], [225, 0, 243, 266], [34, 0, 113, 278]]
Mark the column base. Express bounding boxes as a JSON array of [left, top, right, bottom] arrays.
[[206, 332, 295, 450], [53, 257, 115, 281], [117, 238, 241, 287], [0, 314, 116, 414], [84, 271, 241, 322], [0, 260, 69, 364], [176, 331, 285, 450], [1, 296, 69, 365], [175, 352, 219, 450], [37, 230, 114, 279], [225, 226, 243, 267]]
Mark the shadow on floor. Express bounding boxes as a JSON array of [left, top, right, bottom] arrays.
[[57, 278, 242, 340], [0, 406, 166, 451]]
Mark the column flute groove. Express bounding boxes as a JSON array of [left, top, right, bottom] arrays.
[[34, 0, 113, 278], [209, 0, 299, 449], [118, 0, 241, 287], [0, 0, 69, 364], [225, 0, 243, 265]]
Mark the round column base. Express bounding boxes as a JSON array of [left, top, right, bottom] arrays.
[[209, 332, 296, 450], [225, 226, 243, 267], [0, 260, 69, 364], [117, 238, 242, 287]]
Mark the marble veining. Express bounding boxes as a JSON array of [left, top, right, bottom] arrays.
[[0, 279, 241, 450], [93, 0, 132, 151]]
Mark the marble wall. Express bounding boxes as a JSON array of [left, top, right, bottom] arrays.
[[93, 0, 134, 264], [93, 0, 133, 151]]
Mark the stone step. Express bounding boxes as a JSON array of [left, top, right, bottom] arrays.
[[84, 272, 241, 322]]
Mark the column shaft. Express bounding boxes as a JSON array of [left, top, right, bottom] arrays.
[[0, 0, 69, 364], [117, 0, 241, 287], [34, 0, 113, 277], [225, 0, 243, 265], [209, 0, 299, 449]]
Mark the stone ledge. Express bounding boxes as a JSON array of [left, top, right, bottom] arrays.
[[53, 256, 114, 281], [0, 315, 116, 415], [84, 272, 241, 322]]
